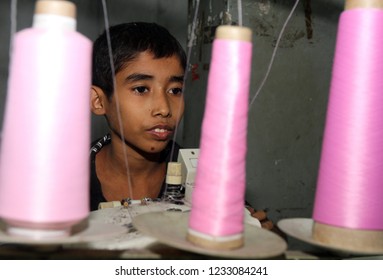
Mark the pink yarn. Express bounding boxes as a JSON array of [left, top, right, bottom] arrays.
[[188, 38, 252, 236], [314, 9, 383, 230], [0, 27, 92, 225]]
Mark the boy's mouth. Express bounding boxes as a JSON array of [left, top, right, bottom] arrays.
[[153, 128, 168, 133], [147, 125, 174, 140]]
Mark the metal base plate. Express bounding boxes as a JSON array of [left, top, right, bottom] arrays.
[[278, 218, 383, 256], [0, 219, 126, 246], [133, 211, 287, 259]]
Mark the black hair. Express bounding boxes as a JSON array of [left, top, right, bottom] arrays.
[[92, 22, 187, 98]]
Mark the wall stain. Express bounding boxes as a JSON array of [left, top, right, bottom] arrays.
[[191, 64, 200, 81], [303, 0, 313, 39], [249, 18, 274, 37], [249, 2, 308, 48], [275, 30, 306, 48]]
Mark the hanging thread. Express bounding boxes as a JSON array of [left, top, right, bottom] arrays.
[[249, 0, 300, 107], [100, 0, 134, 199], [0, 0, 92, 238], [9, 0, 17, 59], [187, 25, 252, 250], [314, 4, 383, 231], [237, 0, 243, 26], [169, 0, 200, 163]]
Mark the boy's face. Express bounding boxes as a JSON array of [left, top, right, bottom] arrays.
[[105, 51, 185, 155]]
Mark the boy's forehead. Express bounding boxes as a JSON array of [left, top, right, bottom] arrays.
[[129, 51, 182, 63], [121, 51, 184, 74], [116, 55, 184, 83]]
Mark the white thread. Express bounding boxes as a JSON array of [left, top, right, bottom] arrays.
[[101, 0, 133, 198], [249, 0, 300, 107], [9, 0, 17, 61], [169, 0, 201, 161], [237, 0, 243, 26]]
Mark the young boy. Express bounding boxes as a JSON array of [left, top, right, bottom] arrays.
[[88, 22, 279, 235], [90, 22, 186, 211]]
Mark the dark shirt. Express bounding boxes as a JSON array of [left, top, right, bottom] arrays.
[[89, 134, 181, 211]]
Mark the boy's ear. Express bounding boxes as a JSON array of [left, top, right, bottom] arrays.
[[90, 86, 107, 115]]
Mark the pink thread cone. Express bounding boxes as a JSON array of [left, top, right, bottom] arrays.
[[188, 26, 253, 239], [0, 26, 92, 230], [314, 9, 383, 230]]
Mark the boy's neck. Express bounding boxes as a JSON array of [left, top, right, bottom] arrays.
[[107, 135, 163, 173], [96, 136, 166, 201], [95, 136, 167, 201]]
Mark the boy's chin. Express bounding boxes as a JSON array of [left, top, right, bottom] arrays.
[[143, 140, 170, 153]]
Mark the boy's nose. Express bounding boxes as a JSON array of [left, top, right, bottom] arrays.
[[151, 91, 171, 118]]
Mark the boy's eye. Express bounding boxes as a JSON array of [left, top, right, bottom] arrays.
[[133, 86, 149, 95], [169, 87, 183, 96]]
